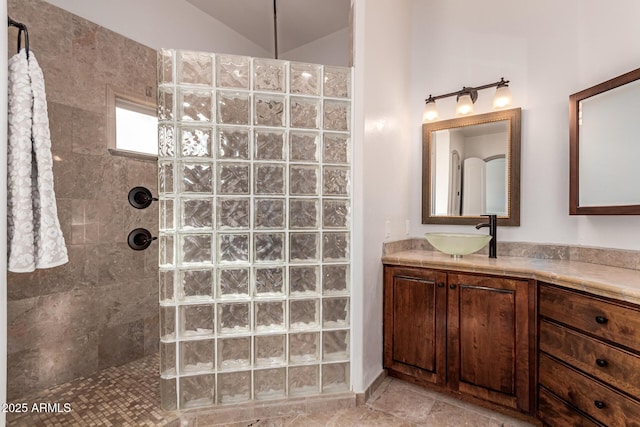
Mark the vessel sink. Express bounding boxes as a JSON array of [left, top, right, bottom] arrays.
[[425, 233, 492, 257]]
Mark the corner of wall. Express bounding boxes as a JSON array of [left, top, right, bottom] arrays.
[[1, 1, 9, 424]]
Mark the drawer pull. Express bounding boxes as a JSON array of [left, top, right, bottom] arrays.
[[450, 284, 456, 290], [438, 283, 445, 288], [595, 316, 608, 324], [594, 400, 606, 409], [596, 358, 608, 367]]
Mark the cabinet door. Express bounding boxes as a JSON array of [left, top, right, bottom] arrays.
[[447, 273, 532, 412], [383, 266, 447, 385]]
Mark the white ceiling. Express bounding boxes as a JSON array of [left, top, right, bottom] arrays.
[[186, 0, 350, 55]]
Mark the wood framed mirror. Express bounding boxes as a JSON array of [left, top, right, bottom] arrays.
[[422, 108, 521, 226], [569, 67, 640, 215]]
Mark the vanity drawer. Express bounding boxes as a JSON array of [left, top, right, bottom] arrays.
[[539, 284, 640, 353], [539, 353, 640, 427], [540, 320, 640, 398], [538, 387, 603, 427]]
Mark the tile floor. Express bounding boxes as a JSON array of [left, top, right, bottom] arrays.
[[6, 353, 537, 426]]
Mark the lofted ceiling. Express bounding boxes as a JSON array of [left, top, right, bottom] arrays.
[[186, 0, 350, 55]]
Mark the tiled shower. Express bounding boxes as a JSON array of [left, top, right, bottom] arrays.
[[156, 50, 353, 410]]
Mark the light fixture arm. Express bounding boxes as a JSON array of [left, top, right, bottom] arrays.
[[424, 78, 509, 103]]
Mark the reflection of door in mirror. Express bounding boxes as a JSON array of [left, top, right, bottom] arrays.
[[486, 156, 506, 215], [448, 151, 461, 215], [462, 158, 486, 215]]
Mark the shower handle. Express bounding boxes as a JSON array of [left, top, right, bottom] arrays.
[[128, 186, 158, 209], [127, 228, 157, 251]]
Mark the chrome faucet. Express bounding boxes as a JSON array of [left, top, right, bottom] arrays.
[[475, 214, 497, 258]]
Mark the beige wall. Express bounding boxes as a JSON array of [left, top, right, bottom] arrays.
[[7, 0, 158, 399]]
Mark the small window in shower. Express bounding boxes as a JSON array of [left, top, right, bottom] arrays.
[[107, 85, 158, 159]]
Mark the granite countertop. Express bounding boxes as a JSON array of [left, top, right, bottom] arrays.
[[382, 250, 640, 305]]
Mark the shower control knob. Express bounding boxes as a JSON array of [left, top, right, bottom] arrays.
[[127, 228, 157, 251], [128, 186, 157, 209]]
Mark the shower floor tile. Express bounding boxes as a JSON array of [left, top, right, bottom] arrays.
[[6, 355, 537, 426], [6, 353, 178, 427]]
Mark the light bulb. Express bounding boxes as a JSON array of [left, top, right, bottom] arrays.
[[423, 100, 439, 122], [456, 94, 474, 115], [493, 84, 512, 109]]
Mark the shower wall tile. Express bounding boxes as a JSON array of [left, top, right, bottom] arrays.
[[98, 320, 145, 369], [253, 58, 286, 92], [323, 66, 351, 99], [158, 49, 174, 85], [217, 91, 250, 125], [217, 127, 250, 160], [7, 0, 159, 398], [35, 289, 98, 344], [290, 63, 321, 96], [125, 159, 159, 195], [144, 239, 160, 276], [89, 243, 147, 287], [254, 94, 286, 127], [38, 332, 98, 387], [6, 270, 45, 300], [181, 125, 212, 158], [179, 51, 213, 86], [95, 200, 126, 243], [255, 129, 286, 161], [143, 314, 160, 356], [6, 297, 38, 354], [254, 198, 286, 229], [55, 198, 73, 246], [7, 245, 99, 301], [179, 89, 213, 122], [6, 349, 40, 400], [180, 269, 214, 300], [219, 371, 251, 403], [71, 108, 106, 156], [96, 278, 159, 328], [216, 54, 250, 89], [47, 102, 73, 155], [254, 368, 286, 400], [180, 374, 216, 409]]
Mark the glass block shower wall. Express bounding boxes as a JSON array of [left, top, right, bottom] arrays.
[[156, 50, 352, 410]]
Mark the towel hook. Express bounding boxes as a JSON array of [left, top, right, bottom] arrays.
[[8, 16, 29, 59]]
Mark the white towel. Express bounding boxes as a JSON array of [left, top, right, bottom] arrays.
[[8, 49, 68, 273]]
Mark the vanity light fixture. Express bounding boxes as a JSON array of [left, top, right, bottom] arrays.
[[423, 96, 439, 121], [493, 79, 512, 108], [423, 78, 512, 121], [456, 91, 475, 115]]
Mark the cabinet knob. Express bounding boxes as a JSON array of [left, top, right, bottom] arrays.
[[449, 284, 456, 290], [594, 400, 606, 410], [595, 316, 608, 324], [437, 283, 445, 288], [596, 358, 608, 368]]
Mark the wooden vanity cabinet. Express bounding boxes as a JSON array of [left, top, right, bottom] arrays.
[[383, 265, 534, 414], [383, 266, 447, 386], [538, 283, 640, 427], [447, 273, 533, 412]]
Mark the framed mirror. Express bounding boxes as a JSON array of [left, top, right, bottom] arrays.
[[569, 67, 640, 215], [422, 108, 521, 226]]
